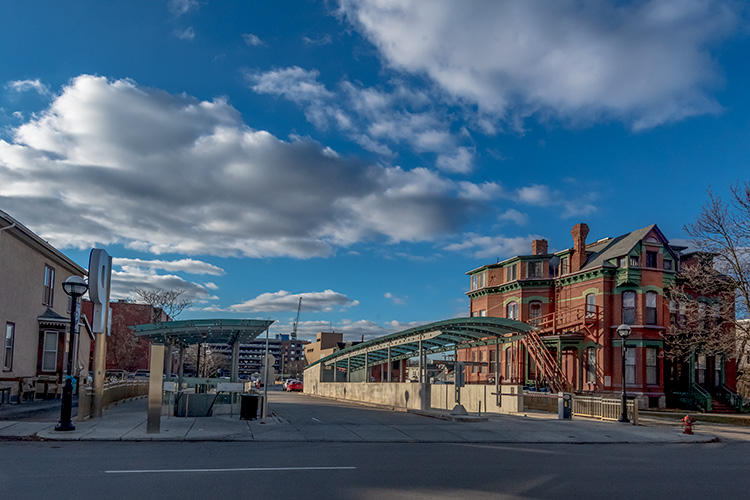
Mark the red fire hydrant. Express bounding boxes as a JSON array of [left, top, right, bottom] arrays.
[[682, 415, 696, 435]]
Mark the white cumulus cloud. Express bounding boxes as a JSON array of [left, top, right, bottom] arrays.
[[229, 290, 359, 313], [338, 0, 742, 130], [0, 75, 495, 258]]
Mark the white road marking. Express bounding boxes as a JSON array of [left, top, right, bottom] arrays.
[[105, 466, 356, 474], [312, 417, 323, 423]]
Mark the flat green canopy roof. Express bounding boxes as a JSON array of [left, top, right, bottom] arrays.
[[311, 317, 534, 372], [130, 318, 274, 346]]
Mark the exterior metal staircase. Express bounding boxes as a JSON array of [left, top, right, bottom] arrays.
[[520, 304, 601, 393], [522, 329, 572, 393]]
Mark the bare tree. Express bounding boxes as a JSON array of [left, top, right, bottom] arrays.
[[131, 287, 193, 322], [183, 344, 229, 378], [675, 183, 750, 394], [664, 254, 737, 358]]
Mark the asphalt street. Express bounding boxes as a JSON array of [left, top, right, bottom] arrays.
[[3, 388, 750, 499], [2, 440, 750, 500]]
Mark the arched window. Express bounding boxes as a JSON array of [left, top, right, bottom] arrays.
[[506, 301, 519, 320], [529, 301, 542, 326], [622, 291, 636, 324], [585, 293, 596, 318], [645, 291, 657, 325]]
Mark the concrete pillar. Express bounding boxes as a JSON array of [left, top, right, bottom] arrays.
[[92, 331, 106, 419], [495, 343, 500, 406], [365, 352, 369, 382], [164, 341, 173, 378], [418, 339, 423, 384], [387, 347, 392, 383], [147, 343, 165, 434], [399, 358, 403, 382], [347, 357, 351, 382], [178, 346, 185, 390], [231, 341, 240, 383]]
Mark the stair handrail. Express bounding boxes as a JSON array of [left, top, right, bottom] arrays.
[[719, 385, 743, 411], [692, 383, 712, 412], [522, 330, 572, 393]]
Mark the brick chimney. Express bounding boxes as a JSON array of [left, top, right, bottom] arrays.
[[571, 223, 589, 272], [531, 239, 548, 255]]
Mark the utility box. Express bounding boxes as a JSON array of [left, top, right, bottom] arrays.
[[558, 392, 572, 419], [240, 394, 260, 420]]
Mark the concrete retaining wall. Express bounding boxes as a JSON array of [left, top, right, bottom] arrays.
[[304, 364, 522, 413], [430, 383, 522, 414]]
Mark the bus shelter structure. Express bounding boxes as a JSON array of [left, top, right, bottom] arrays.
[[131, 318, 274, 433], [307, 317, 534, 411]]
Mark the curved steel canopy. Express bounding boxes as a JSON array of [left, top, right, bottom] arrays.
[[310, 317, 534, 372], [130, 318, 274, 346]]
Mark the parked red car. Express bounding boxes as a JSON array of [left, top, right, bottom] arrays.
[[287, 380, 303, 392]]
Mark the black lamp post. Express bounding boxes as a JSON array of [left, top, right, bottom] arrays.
[[617, 323, 632, 423], [56, 276, 88, 432]]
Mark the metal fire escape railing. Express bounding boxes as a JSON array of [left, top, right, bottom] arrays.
[[532, 304, 602, 337], [522, 304, 602, 393], [522, 329, 572, 393]]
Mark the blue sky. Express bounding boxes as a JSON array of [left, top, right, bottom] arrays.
[[1, 0, 749, 340]]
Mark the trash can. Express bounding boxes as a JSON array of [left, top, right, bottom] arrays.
[[558, 392, 572, 420], [240, 394, 259, 420]]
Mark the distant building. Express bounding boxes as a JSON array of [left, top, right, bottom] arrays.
[[305, 332, 344, 365], [463, 223, 738, 409], [1, 209, 91, 402], [210, 335, 308, 379]]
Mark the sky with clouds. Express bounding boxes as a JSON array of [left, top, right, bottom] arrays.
[[1, 0, 749, 341]]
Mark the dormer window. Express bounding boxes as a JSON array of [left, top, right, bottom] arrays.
[[506, 264, 517, 281], [646, 251, 658, 268], [527, 261, 543, 278], [470, 272, 486, 291], [629, 255, 640, 267], [664, 259, 673, 271], [560, 257, 569, 275]]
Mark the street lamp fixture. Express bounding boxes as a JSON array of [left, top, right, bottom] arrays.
[[617, 323, 632, 423], [56, 276, 88, 431]]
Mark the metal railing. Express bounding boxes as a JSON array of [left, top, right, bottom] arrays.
[[692, 384, 712, 412], [572, 394, 639, 424], [78, 380, 149, 420], [718, 385, 743, 411]]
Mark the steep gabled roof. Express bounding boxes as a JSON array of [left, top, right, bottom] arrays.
[[581, 224, 677, 271]]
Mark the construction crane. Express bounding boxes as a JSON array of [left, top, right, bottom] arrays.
[[291, 297, 302, 340]]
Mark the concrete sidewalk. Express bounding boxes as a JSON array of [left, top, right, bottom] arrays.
[[2, 394, 741, 443]]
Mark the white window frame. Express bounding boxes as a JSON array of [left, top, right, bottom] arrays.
[[622, 291, 636, 325], [43, 264, 55, 306], [42, 331, 59, 372], [529, 301, 542, 325], [527, 261, 543, 278], [625, 348, 636, 385], [506, 301, 519, 320], [586, 347, 596, 384], [506, 264, 517, 281], [645, 291, 657, 325], [646, 347, 658, 385], [4, 322, 14, 371]]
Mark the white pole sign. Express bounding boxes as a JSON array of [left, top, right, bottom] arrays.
[[88, 249, 112, 334]]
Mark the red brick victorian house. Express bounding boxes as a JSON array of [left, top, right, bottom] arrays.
[[462, 223, 739, 410]]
